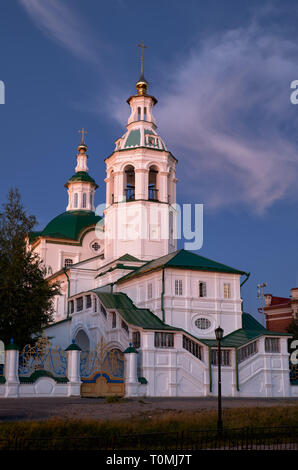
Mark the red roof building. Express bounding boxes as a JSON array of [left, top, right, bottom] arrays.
[[263, 288, 298, 332]]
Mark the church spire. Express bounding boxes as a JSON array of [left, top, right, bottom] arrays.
[[65, 130, 98, 212], [136, 41, 148, 95]]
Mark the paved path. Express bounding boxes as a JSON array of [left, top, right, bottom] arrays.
[[0, 396, 297, 422]]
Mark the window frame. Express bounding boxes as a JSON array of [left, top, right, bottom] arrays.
[[211, 348, 231, 367], [265, 337, 280, 353], [76, 297, 83, 312], [199, 281, 207, 298], [148, 283, 153, 300], [111, 312, 117, 329], [223, 283, 231, 299], [154, 332, 174, 348], [175, 279, 183, 296]]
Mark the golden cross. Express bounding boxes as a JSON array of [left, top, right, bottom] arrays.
[[78, 127, 88, 145], [137, 40, 147, 75]]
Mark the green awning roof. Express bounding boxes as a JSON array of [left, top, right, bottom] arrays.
[[198, 313, 291, 348], [93, 291, 178, 331]]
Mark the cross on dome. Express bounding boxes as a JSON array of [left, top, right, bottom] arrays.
[[136, 41, 149, 96], [79, 127, 88, 145]]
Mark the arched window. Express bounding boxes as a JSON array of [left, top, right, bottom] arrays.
[[82, 193, 87, 208], [137, 107, 141, 121], [74, 193, 78, 208], [144, 107, 147, 121], [124, 165, 135, 201], [90, 193, 93, 206], [148, 165, 159, 201]]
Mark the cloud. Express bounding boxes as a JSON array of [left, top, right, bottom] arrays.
[[19, 1, 298, 213], [153, 23, 298, 212], [19, 0, 99, 64]]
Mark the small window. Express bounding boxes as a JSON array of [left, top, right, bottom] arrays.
[[154, 332, 174, 348], [148, 283, 153, 299], [199, 281, 207, 297], [111, 312, 117, 328], [76, 297, 83, 312], [82, 193, 87, 208], [90, 193, 93, 206], [137, 107, 141, 121], [91, 241, 101, 252], [121, 320, 129, 334], [132, 331, 141, 349], [265, 337, 280, 353], [100, 303, 107, 318], [211, 349, 231, 366], [64, 258, 73, 268], [237, 340, 258, 363], [86, 295, 91, 309], [74, 193, 78, 208], [144, 107, 147, 121], [94, 296, 97, 312], [224, 283, 231, 299], [175, 279, 183, 296], [195, 318, 211, 330], [69, 300, 74, 314]]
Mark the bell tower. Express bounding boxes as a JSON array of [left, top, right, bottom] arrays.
[[104, 46, 178, 262], [65, 129, 98, 212]]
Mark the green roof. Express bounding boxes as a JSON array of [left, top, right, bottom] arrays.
[[125, 129, 141, 148], [117, 249, 247, 283], [117, 254, 143, 262], [30, 210, 102, 242], [93, 291, 178, 331], [198, 313, 291, 348], [65, 171, 98, 188]]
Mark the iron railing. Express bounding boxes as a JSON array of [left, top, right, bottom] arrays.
[[1, 426, 297, 451], [148, 188, 158, 201]]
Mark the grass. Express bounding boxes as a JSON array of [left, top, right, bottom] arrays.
[[0, 405, 297, 441], [105, 395, 122, 403]]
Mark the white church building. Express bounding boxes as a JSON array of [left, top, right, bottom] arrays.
[[28, 68, 294, 398]]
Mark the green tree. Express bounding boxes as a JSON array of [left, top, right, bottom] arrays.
[[287, 319, 298, 340], [0, 189, 59, 348]]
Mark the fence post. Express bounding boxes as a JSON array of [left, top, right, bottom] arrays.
[[4, 339, 20, 397], [65, 341, 82, 396], [123, 343, 139, 397]]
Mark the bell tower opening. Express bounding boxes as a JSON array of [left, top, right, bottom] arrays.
[[148, 165, 159, 201], [124, 165, 135, 201]]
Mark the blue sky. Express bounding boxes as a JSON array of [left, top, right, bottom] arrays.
[[1, 0, 298, 322]]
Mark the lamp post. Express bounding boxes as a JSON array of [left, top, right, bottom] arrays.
[[215, 326, 224, 434]]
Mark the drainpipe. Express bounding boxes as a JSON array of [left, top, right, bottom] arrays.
[[63, 268, 70, 318], [235, 349, 240, 392], [161, 268, 165, 323], [240, 272, 250, 312], [209, 347, 212, 393]]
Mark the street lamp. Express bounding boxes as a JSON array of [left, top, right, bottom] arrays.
[[215, 326, 224, 434]]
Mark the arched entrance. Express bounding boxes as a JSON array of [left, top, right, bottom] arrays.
[[74, 329, 90, 351]]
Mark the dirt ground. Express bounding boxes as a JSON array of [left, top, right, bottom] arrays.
[[0, 396, 297, 422]]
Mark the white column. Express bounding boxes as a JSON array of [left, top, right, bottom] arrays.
[[124, 344, 139, 397], [135, 169, 146, 200], [4, 340, 20, 397], [65, 342, 82, 397], [158, 171, 168, 203]]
